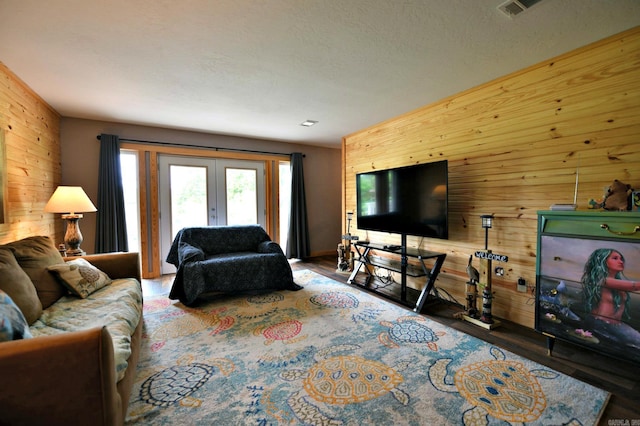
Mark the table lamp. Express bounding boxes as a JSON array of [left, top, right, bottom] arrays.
[[44, 186, 97, 256]]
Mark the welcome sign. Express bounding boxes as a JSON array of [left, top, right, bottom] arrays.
[[474, 251, 509, 262]]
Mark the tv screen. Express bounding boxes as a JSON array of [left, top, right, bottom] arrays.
[[356, 160, 448, 239]]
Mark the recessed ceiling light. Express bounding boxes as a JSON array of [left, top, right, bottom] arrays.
[[300, 120, 318, 127]]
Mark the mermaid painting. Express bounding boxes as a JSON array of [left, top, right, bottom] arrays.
[[581, 248, 640, 350]]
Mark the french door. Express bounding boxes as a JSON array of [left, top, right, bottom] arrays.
[[159, 155, 266, 274]]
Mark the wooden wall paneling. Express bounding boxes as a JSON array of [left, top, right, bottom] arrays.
[[343, 27, 640, 328], [137, 150, 151, 278], [0, 62, 61, 245], [148, 151, 160, 278], [136, 150, 161, 279]]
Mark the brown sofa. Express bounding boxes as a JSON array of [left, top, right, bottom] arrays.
[[0, 236, 143, 426]]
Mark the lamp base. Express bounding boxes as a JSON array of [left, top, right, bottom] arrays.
[[61, 214, 86, 257], [65, 248, 86, 257]]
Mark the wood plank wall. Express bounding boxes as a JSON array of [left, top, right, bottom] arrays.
[[342, 27, 640, 328], [0, 62, 62, 245]]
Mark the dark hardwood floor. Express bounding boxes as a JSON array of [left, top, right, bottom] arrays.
[[143, 255, 640, 425]]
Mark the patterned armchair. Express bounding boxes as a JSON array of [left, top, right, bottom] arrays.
[[166, 225, 301, 306]]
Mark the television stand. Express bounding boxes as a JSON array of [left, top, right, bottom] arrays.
[[347, 240, 446, 313]]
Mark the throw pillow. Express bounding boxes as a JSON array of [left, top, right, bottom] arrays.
[[47, 258, 112, 298], [0, 289, 33, 342], [5, 236, 67, 309], [0, 248, 43, 325]]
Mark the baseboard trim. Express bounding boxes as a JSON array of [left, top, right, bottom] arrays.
[[309, 250, 336, 257]]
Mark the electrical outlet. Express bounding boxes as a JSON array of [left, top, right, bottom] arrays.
[[517, 277, 527, 292]]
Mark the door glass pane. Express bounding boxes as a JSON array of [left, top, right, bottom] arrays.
[[279, 161, 291, 249], [120, 151, 140, 252], [226, 168, 257, 224], [170, 165, 208, 234]]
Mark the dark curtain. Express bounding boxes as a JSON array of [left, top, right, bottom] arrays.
[[95, 134, 128, 253], [286, 152, 310, 259]]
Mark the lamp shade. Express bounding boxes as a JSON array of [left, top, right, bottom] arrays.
[[481, 214, 494, 229], [44, 186, 97, 215]]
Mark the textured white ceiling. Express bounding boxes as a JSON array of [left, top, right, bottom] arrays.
[[1, 0, 638, 147]]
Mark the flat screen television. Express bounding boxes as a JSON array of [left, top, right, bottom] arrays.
[[356, 160, 448, 239]]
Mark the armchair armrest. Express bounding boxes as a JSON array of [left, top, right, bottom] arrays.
[[66, 252, 141, 282], [0, 327, 122, 426], [257, 241, 284, 254], [177, 242, 205, 264]]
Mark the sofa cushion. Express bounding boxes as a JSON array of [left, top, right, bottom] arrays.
[[48, 258, 112, 298], [5, 236, 66, 309], [30, 277, 142, 381], [0, 248, 43, 324], [0, 290, 33, 341]]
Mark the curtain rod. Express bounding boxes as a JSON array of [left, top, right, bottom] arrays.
[[96, 135, 304, 157]]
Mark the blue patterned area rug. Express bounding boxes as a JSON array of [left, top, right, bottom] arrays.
[[126, 270, 609, 425]]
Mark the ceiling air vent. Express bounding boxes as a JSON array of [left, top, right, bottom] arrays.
[[497, 0, 543, 17]]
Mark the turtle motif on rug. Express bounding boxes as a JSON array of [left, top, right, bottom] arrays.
[[254, 318, 307, 345], [279, 344, 410, 425], [428, 346, 561, 425], [128, 354, 235, 416], [147, 305, 234, 351], [301, 290, 382, 322], [234, 292, 284, 320], [378, 315, 445, 351]]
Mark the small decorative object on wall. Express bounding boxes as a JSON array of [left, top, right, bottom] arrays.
[[336, 211, 358, 274], [464, 255, 479, 318], [603, 179, 633, 211], [458, 215, 506, 330], [0, 130, 6, 224], [479, 215, 496, 325], [588, 179, 634, 211], [633, 190, 640, 211], [337, 243, 348, 271]]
